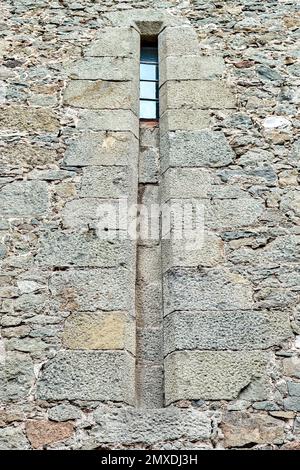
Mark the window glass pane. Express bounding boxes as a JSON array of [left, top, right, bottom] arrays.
[[140, 41, 159, 120], [140, 63, 158, 81], [140, 100, 157, 119], [140, 46, 158, 63], [140, 81, 157, 100]]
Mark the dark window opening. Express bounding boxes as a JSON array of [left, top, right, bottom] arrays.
[[140, 38, 159, 120]]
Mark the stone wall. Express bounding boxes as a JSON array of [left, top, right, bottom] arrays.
[[0, 0, 299, 450]]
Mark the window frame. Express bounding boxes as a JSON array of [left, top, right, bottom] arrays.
[[140, 39, 159, 121]]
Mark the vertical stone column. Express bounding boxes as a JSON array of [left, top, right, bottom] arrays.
[[37, 27, 140, 406], [136, 124, 164, 408], [159, 26, 292, 406]]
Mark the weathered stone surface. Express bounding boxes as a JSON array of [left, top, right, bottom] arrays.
[[85, 27, 139, 58], [281, 442, 300, 450], [204, 163, 278, 187], [77, 110, 139, 136], [140, 126, 160, 147], [65, 57, 137, 80], [164, 310, 292, 354], [229, 235, 300, 266], [7, 337, 47, 354], [81, 165, 134, 198], [160, 109, 210, 135], [161, 131, 235, 171], [160, 55, 225, 84], [162, 232, 224, 271], [138, 184, 160, 247], [159, 26, 200, 57], [137, 327, 163, 363], [48, 404, 81, 422], [257, 65, 283, 82], [284, 397, 300, 412], [165, 351, 271, 404], [294, 417, 300, 435], [163, 268, 253, 315], [136, 241, 163, 408], [63, 131, 138, 166], [14, 292, 47, 313], [63, 312, 134, 353], [49, 267, 134, 312], [106, 8, 187, 30], [281, 189, 300, 217], [283, 357, 300, 378], [25, 420, 74, 449], [287, 381, 300, 396], [136, 365, 164, 409], [221, 412, 285, 448], [1, 0, 299, 450], [206, 195, 264, 229], [37, 232, 133, 268], [28, 169, 75, 181], [0, 243, 6, 259], [270, 411, 295, 419], [289, 138, 300, 162], [0, 352, 34, 402], [0, 181, 49, 217], [210, 183, 258, 199], [37, 351, 135, 404], [16, 279, 45, 295], [161, 167, 212, 201], [137, 247, 161, 285], [64, 80, 137, 112], [252, 401, 280, 412], [91, 407, 211, 444], [279, 169, 299, 187], [0, 40, 7, 58], [0, 106, 59, 133], [136, 246, 163, 329], [1, 325, 30, 339], [0, 144, 57, 168], [0, 426, 29, 450], [160, 81, 236, 112], [262, 116, 291, 130], [62, 198, 125, 229], [139, 147, 159, 183]]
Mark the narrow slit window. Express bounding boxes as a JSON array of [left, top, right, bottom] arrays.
[[140, 39, 159, 120]]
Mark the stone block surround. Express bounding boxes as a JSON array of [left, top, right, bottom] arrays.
[[0, 2, 299, 450]]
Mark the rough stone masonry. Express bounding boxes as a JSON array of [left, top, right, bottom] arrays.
[[0, 0, 299, 450]]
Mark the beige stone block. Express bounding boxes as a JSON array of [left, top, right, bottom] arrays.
[[65, 57, 138, 81], [64, 131, 138, 167], [161, 167, 212, 201], [165, 351, 271, 404], [37, 351, 135, 403], [63, 312, 135, 353], [64, 80, 138, 113], [77, 109, 139, 137], [162, 231, 224, 271], [160, 55, 225, 84], [160, 80, 236, 112], [159, 26, 200, 58], [160, 109, 210, 135], [85, 27, 139, 58]]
